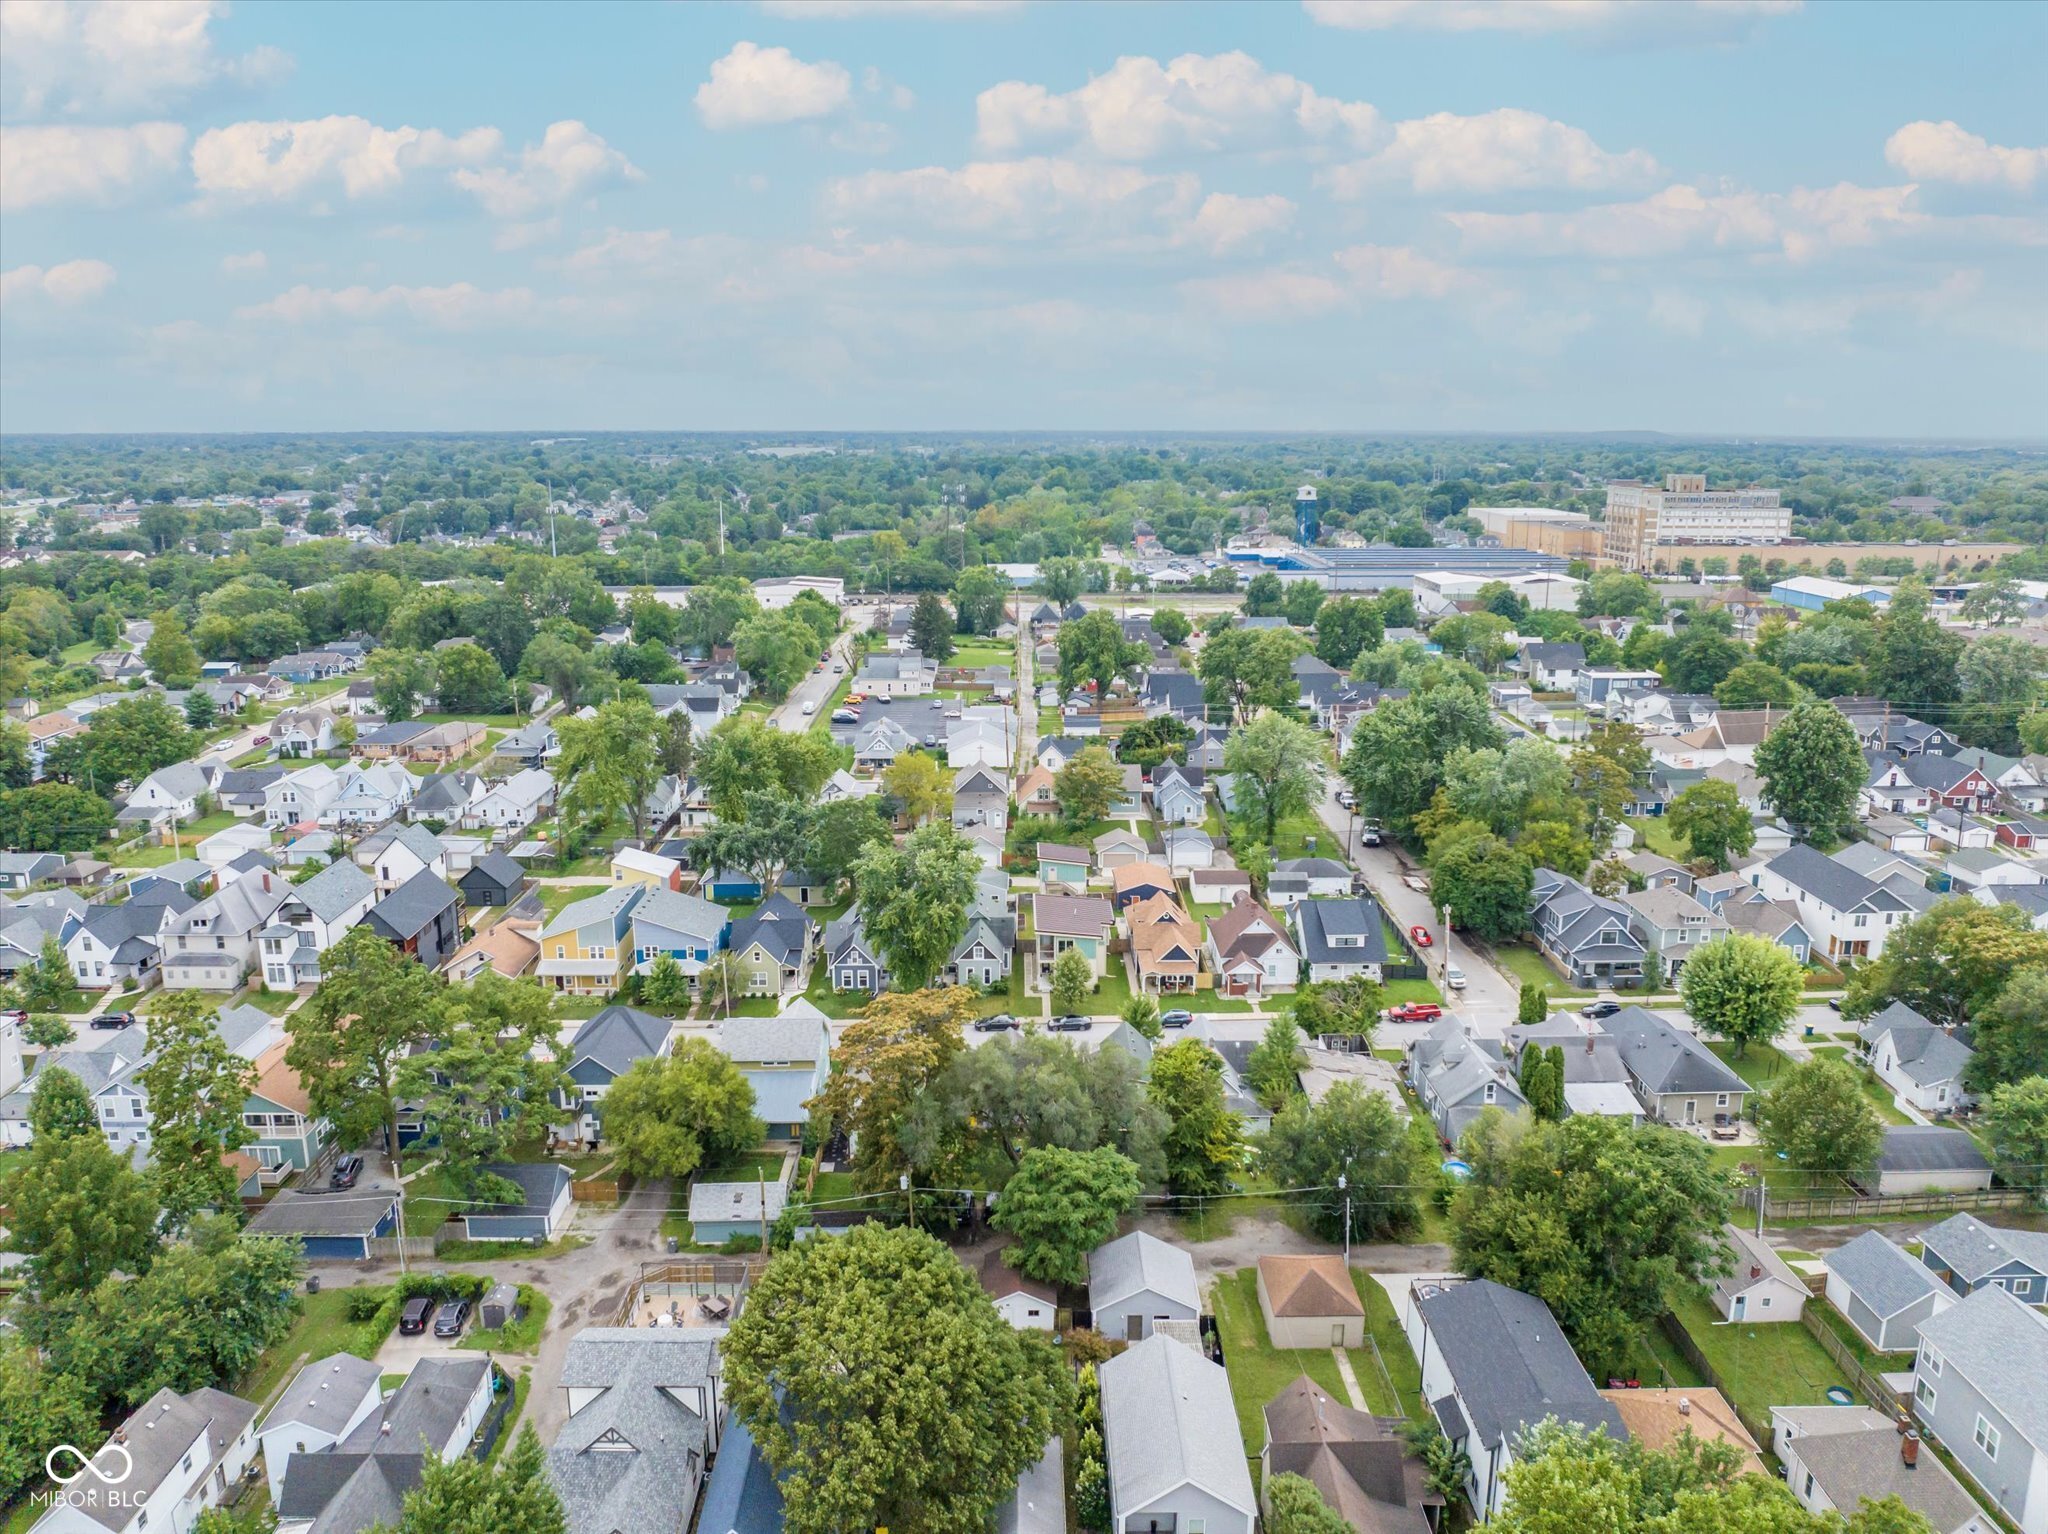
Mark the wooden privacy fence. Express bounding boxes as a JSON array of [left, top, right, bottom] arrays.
[[1654, 1312, 1778, 1452], [572, 1175, 630, 1203], [1799, 1308, 1908, 1420], [1744, 1186, 2031, 1222]]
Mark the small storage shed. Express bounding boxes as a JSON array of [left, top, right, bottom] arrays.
[[481, 1282, 522, 1331]]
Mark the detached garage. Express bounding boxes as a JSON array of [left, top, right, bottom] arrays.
[[1257, 1254, 1366, 1349], [459, 1162, 574, 1242], [246, 1186, 400, 1261], [1867, 1128, 1994, 1196], [1823, 1231, 1952, 1353]]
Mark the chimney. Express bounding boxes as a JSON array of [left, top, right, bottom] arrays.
[[1677, 1397, 1691, 1416], [1902, 1431, 1920, 1469], [1751, 1264, 1763, 1280], [262, 871, 272, 893]]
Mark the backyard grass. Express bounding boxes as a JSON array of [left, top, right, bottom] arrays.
[[237, 1288, 372, 1405], [459, 1285, 551, 1354], [402, 1164, 470, 1235], [1347, 1271, 1430, 1423], [1705, 1040, 1799, 1092], [809, 1169, 862, 1205], [1807, 1293, 1914, 1373], [1842, 1059, 1914, 1126], [1628, 816, 1691, 862], [530, 882, 589, 922], [1212, 1267, 1349, 1470], [234, 987, 300, 1015], [701, 1151, 790, 1182], [1667, 1290, 1853, 1422], [549, 995, 610, 1019], [112, 840, 184, 868]]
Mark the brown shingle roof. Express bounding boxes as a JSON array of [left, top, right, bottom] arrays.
[[1206, 893, 1293, 959], [1031, 893, 1114, 936], [1260, 1255, 1365, 1319]]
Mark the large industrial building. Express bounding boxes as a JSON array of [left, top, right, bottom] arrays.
[[1603, 475, 1791, 572]]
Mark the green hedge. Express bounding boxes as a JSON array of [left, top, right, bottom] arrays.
[[342, 1272, 490, 1354]]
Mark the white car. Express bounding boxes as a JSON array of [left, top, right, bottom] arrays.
[[801, 700, 818, 716], [1444, 964, 1467, 991]]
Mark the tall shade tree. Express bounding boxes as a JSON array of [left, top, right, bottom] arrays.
[[1964, 968, 2048, 1092], [851, 822, 979, 989], [909, 591, 957, 662], [1222, 711, 1328, 845], [1843, 898, 2048, 1028], [1052, 744, 1123, 826], [1244, 1014, 1305, 1111], [1957, 632, 2047, 752], [368, 646, 436, 721], [1870, 582, 1964, 710], [990, 1146, 1143, 1285], [139, 992, 256, 1233], [598, 1040, 762, 1181], [881, 749, 952, 826], [433, 641, 509, 714], [692, 788, 818, 896], [0, 1350, 100, 1510], [1568, 725, 1651, 850], [951, 566, 1010, 635], [1343, 688, 1502, 839], [555, 695, 664, 842], [1312, 596, 1384, 670], [1451, 1113, 1732, 1377], [2, 1075, 160, 1295], [141, 607, 201, 686], [1980, 1077, 2048, 1188], [1260, 1081, 1421, 1243], [1056, 610, 1147, 696], [1148, 1038, 1245, 1197], [287, 926, 443, 1163], [1426, 822, 1534, 943], [809, 988, 974, 1192], [1679, 933, 1804, 1058], [1665, 779, 1756, 870], [1752, 699, 1868, 845], [1714, 660, 1797, 709], [1150, 606, 1192, 647], [696, 716, 837, 819], [0, 782, 115, 850], [1759, 1058, 1884, 1174], [722, 1223, 1069, 1534], [1199, 628, 1304, 720], [386, 1424, 566, 1534]]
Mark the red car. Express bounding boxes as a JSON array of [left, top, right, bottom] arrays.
[[1408, 924, 1433, 947], [1384, 1002, 1443, 1023]]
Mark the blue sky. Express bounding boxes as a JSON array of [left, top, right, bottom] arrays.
[[1, 0, 2042, 436]]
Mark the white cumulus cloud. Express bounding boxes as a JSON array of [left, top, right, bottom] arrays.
[[976, 51, 1380, 160], [1184, 192, 1296, 252], [1302, 0, 1799, 39], [695, 41, 852, 129], [1180, 243, 1472, 319], [0, 123, 187, 212], [826, 156, 1199, 236], [1323, 108, 1660, 196], [0, 0, 290, 116], [235, 282, 538, 329], [1885, 121, 2043, 192], [191, 116, 502, 203], [1, 258, 117, 307], [451, 120, 642, 218]]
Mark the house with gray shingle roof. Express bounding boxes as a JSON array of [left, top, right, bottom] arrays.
[[1292, 896, 1391, 983], [1406, 1016, 1525, 1143], [718, 1003, 830, 1139], [275, 1357, 493, 1533], [1775, 1403, 1994, 1534], [1870, 1126, 1993, 1195], [1910, 1285, 2048, 1533], [547, 1329, 722, 1534], [553, 1005, 673, 1147], [1919, 1214, 2048, 1306], [1101, 1334, 1256, 1534], [1823, 1230, 1953, 1353], [256, 858, 376, 989], [1089, 1231, 1200, 1343], [1530, 868, 1649, 989], [361, 870, 461, 970], [1859, 1000, 1977, 1115], [1758, 842, 1914, 962], [36, 1384, 260, 1534], [256, 1354, 383, 1499], [1601, 1006, 1749, 1127]]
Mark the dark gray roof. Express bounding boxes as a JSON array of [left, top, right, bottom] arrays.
[[247, 1187, 399, 1237], [696, 1413, 784, 1534], [364, 869, 460, 939], [472, 1160, 572, 1217], [1791, 1426, 1990, 1533], [278, 1451, 424, 1529], [293, 859, 376, 923], [64, 1386, 259, 1530], [568, 1006, 671, 1078], [1522, 641, 1586, 669], [1910, 1285, 2048, 1453], [1765, 844, 1907, 915], [1825, 1231, 1945, 1319], [549, 1329, 718, 1534], [460, 850, 527, 889], [338, 1357, 492, 1456], [728, 893, 812, 967], [1874, 1126, 1992, 1174], [1413, 1279, 1626, 1450], [1602, 1007, 1748, 1097], [1920, 1214, 2048, 1284], [1294, 897, 1392, 968]]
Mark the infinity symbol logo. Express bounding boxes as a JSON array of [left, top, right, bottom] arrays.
[[45, 1443, 133, 1486]]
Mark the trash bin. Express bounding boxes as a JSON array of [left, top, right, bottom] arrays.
[[667, 1236, 679, 1254], [307, 1275, 321, 1294]]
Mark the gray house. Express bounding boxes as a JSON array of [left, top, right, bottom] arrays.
[[1530, 869, 1649, 988], [459, 1161, 574, 1241], [1911, 1285, 2048, 1534], [1602, 1006, 1750, 1127], [1293, 897, 1392, 985], [823, 911, 889, 995], [555, 1005, 673, 1147], [1088, 1231, 1199, 1343], [1824, 1230, 1954, 1354], [952, 766, 1010, 829], [1101, 1334, 1257, 1534], [1406, 1016, 1525, 1144], [1920, 1214, 2048, 1306], [945, 915, 1015, 989], [547, 1329, 722, 1534], [1617, 885, 1728, 982], [362, 870, 462, 970]]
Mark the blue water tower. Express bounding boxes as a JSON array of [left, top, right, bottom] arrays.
[[1294, 485, 1320, 545]]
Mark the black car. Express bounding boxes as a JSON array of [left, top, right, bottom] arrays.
[[1580, 1000, 1622, 1019], [1160, 1009, 1195, 1029], [91, 1011, 137, 1030], [974, 1014, 1018, 1032], [1049, 1015, 1091, 1032], [398, 1296, 434, 1335], [432, 1299, 471, 1339], [330, 1153, 363, 1189], [1827, 997, 1842, 1012]]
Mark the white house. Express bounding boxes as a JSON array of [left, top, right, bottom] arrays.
[[1862, 1001, 1977, 1116], [124, 760, 219, 825], [977, 1250, 1058, 1332], [1088, 1231, 1199, 1343], [264, 764, 344, 829], [318, 763, 417, 828], [1711, 1223, 1808, 1323], [255, 1354, 382, 1498], [465, 767, 557, 832], [1100, 1335, 1256, 1534], [1756, 843, 1914, 963], [29, 1386, 259, 1534], [354, 821, 449, 896], [258, 859, 377, 989]]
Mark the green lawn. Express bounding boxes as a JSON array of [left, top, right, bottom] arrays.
[[1844, 1060, 1914, 1126], [1667, 1291, 1853, 1421], [237, 1288, 373, 1405], [179, 811, 242, 837], [1704, 1040, 1799, 1092], [802, 964, 874, 1018], [113, 840, 184, 868], [235, 987, 300, 1015], [402, 1164, 469, 1236], [549, 994, 611, 1020], [531, 882, 590, 922], [460, 1285, 551, 1354], [1808, 1293, 1914, 1373], [1628, 816, 1691, 861], [1347, 1271, 1430, 1423], [701, 1151, 790, 1181], [1487, 942, 1595, 1000], [1086, 966, 1135, 1016], [1212, 1267, 1349, 1470], [413, 711, 530, 729], [1379, 977, 1447, 1006], [809, 1169, 862, 1205]]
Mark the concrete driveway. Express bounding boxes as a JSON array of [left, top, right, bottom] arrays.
[[374, 1319, 472, 1377]]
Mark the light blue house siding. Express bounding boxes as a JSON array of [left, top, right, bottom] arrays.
[[1922, 1246, 2048, 1304], [632, 918, 728, 975], [1040, 856, 1090, 886], [243, 1091, 328, 1172], [744, 1063, 826, 1139]]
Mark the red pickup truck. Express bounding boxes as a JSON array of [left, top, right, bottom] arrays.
[[1383, 1002, 1443, 1023]]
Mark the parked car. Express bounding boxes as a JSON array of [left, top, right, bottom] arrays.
[[1444, 964, 1467, 992], [1049, 1015, 1091, 1032], [1408, 925, 1433, 948], [974, 1014, 1019, 1032], [330, 1153, 363, 1189], [1359, 819, 1383, 846], [253, 735, 271, 745], [1580, 999, 1622, 1019], [1384, 1002, 1442, 1023], [1826, 997, 1842, 1012], [1160, 1009, 1194, 1029], [432, 1299, 471, 1339], [1336, 789, 1356, 809], [92, 1011, 137, 1030], [831, 709, 860, 725], [399, 1296, 434, 1336]]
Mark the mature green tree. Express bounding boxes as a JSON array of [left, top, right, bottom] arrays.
[[1870, 582, 1964, 710], [1666, 779, 1756, 870], [518, 629, 603, 712], [384, 1424, 565, 1534], [139, 992, 257, 1232], [27, 1065, 97, 1140], [1266, 1473, 1351, 1534], [694, 788, 819, 895], [1223, 711, 1327, 844], [1429, 739, 1575, 839], [3, 1082, 159, 1295], [1053, 744, 1123, 826], [368, 646, 436, 721], [287, 926, 443, 1163], [1843, 898, 2048, 1027], [1957, 633, 2047, 752], [0, 1348, 100, 1508], [1752, 699, 1867, 844], [1121, 992, 1162, 1041], [990, 1146, 1143, 1285], [852, 821, 980, 989], [1200, 627, 1304, 719], [903, 1031, 1166, 1182], [595, 1040, 762, 1181], [1759, 1057, 1884, 1174], [807, 795, 892, 886], [19, 935, 74, 1010], [183, 689, 217, 730], [49, 695, 192, 788], [1049, 947, 1094, 1015], [733, 613, 820, 700], [1664, 626, 1746, 693], [1148, 1038, 1244, 1197], [1569, 726, 1651, 849], [951, 567, 1010, 635], [904, 592, 954, 662], [1981, 1076, 2048, 1188], [642, 951, 692, 1011], [1244, 1014, 1304, 1111], [396, 976, 566, 1200], [1057, 609, 1147, 696], [434, 641, 509, 714], [1261, 1081, 1420, 1242], [1039, 557, 1088, 607], [0, 782, 114, 850], [1244, 572, 1286, 616], [1114, 714, 1192, 770], [1579, 571, 1661, 619], [1452, 1113, 1732, 1376], [1313, 596, 1384, 670], [881, 748, 953, 825], [1150, 606, 1192, 647], [810, 989, 973, 1191], [555, 696, 664, 841], [1965, 968, 2048, 1092], [1427, 822, 1534, 942], [1714, 660, 1798, 709], [1434, 612, 1518, 673], [724, 1223, 1069, 1534], [1342, 688, 1503, 838], [1493, 1419, 1768, 1534], [0, 717, 31, 790], [679, 576, 762, 650], [1517, 981, 1549, 1026], [141, 607, 201, 686], [1681, 934, 1803, 1058], [1282, 580, 1325, 627], [1519, 1046, 1565, 1121]]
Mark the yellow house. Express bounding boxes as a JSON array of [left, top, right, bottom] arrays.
[[537, 886, 645, 995], [611, 846, 682, 890]]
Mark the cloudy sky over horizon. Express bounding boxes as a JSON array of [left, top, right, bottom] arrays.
[[1, 0, 2042, 437]]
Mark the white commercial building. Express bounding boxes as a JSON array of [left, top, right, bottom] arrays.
[[1603, 474, 1791, 572]]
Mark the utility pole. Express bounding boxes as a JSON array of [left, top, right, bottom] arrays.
[[900, 1172, 913, 1230], [758, 1168, 769, 1252], [1338, 1173, 1351, 1264]]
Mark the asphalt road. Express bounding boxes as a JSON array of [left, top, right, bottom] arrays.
[[767, 610, 870, 733]]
